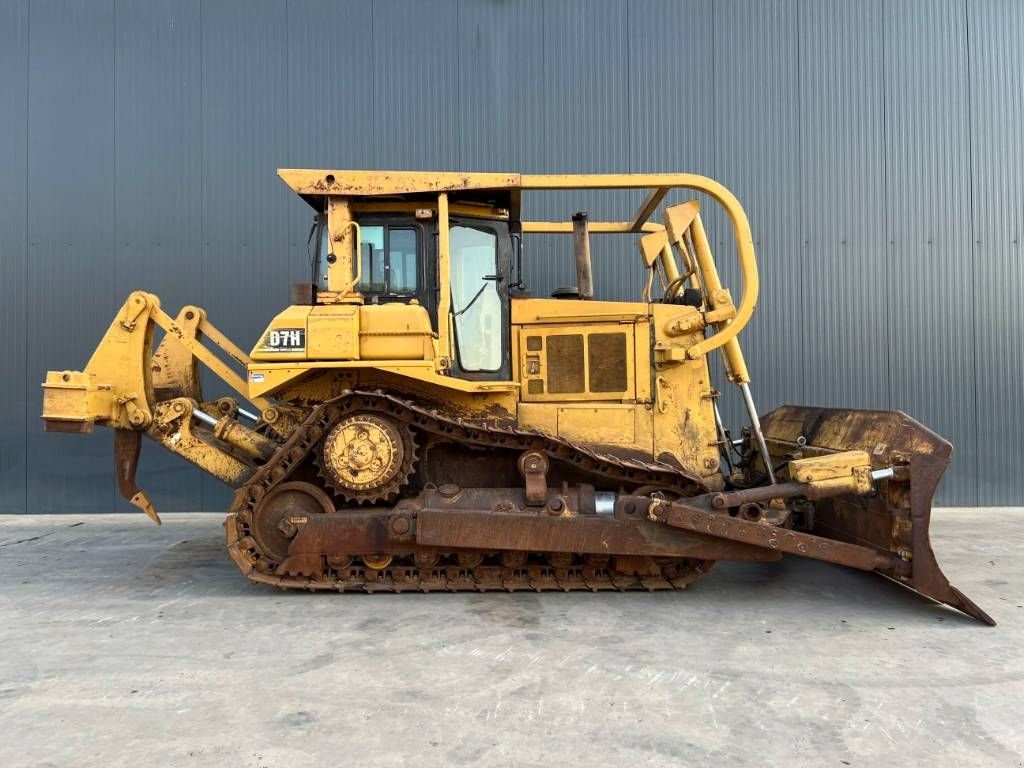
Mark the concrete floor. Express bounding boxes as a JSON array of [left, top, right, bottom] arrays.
[[0, 511, 1021, 768]]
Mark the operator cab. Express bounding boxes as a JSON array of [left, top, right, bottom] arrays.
[[310, 192, 514, 381]]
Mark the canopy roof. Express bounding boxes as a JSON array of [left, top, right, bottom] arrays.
[[278, 169, 730, 196], [276, 169, 746, 234]]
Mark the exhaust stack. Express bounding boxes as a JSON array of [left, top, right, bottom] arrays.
[[572, 211, 594, 300]]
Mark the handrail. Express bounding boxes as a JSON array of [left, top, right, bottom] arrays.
[[518, 174, 759, 364]]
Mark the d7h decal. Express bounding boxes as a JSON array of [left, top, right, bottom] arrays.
[[261, 328, 305, 351]]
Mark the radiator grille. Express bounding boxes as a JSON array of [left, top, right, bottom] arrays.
[[546, 334, 585, 393], [588, 332, 628, 392]]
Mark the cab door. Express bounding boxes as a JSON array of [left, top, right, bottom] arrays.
[[447, 218, 512, 381]]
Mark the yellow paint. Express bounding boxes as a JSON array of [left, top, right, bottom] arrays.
[[649, 302, 722, 483], [666, 205, 752, 380], [251, 304, 312, 362], [437, 192, 452, 365], [42, 291, 158, 430], [789, 450, 873, 496], [516, 402, 653, 456], [45, 169, 772, 499], [246, 359, 518, 399], [514, 321, 637, 403], [508, 293, 720, 481], [557, 405, 636, 444], [325, 198, 362, 301], [308, 305, 360, 360], [358, 304, 434, 361], [147, 398, 255, 486], [511, 298, 647, 325], [350, 200, 508, 219], [41, 371, 113, 429], [278, 169, 521, 196]]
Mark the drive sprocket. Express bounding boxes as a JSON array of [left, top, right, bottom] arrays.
[[315, 412, 418, 504]]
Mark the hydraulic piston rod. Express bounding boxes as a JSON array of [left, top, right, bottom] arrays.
[[739, 382, 776, 485]]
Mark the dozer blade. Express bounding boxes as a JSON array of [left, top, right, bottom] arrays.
[[760, 406, 993, 625]]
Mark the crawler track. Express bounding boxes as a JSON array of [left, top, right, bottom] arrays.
[[225, 390, 713, 592]]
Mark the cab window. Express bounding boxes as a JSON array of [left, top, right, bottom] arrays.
[[358, 225, 419, 296], [450, 225, 502, 372]]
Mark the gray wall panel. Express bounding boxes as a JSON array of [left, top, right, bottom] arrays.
[[529, 0, 633, 302], [883, 0, 975, 504], [628, 0, 715, 176], [199, 0, 291, 510], [4, 0, 1023, 509], [0, 0, 29, 514], [968, 0, 1024, 504], [25, 0, 116, 513], [712, 0, 802, 428], [371, 0, 461, 170], [628, 0, 716, 331], [798, 0, 889, 412], [285, 0, 375, 170], [113, 0, 204, 511], [458, 0, 545, 172], [285, 0, 376, 286]]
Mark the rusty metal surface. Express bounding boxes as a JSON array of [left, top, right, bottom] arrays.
[[217, 392, 995, 621], [41, 419, 93, 434], [113, 429, 144, 504], [113, 429, 160, 524], [227, 389, 715, 593], [759, 405, 952, 462], [900, 452, 994, 625], [760, 405, 994, 625], [650, 498, 901, 573], [517, 450, 549, 505], [250, 481, 334, 562], [414, 507, 776, 562], [275, 482, 775, 564]]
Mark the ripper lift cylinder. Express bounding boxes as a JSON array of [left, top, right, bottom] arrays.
[[193, 409, 277, 461]]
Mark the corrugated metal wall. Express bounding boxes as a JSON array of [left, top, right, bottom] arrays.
[[1, 0, 1021, 511]]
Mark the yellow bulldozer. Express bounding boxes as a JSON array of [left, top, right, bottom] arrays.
[[41, 170, 992, 624]]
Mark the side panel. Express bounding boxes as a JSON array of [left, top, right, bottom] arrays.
[[250, 305, 313, 362], [512, 298, 721, 483], [556, 405, 637, 445], [513, 297, 651, 457]]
